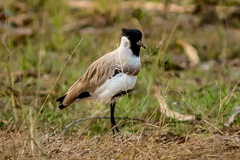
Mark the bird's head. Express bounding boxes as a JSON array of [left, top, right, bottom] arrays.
[[120, 28, 146, 56]]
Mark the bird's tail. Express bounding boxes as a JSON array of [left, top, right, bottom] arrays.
[[56, 95, 68, 110]]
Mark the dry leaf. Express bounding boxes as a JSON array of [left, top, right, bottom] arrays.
[[0, 23, 33, 36], [154, 85, 195, 121], [224, 106, 240, 127], [68, 0, 96, 9], [177, 40, 200, 66]]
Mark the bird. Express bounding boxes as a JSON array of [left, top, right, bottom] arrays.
[[57, 28, 146, 134]]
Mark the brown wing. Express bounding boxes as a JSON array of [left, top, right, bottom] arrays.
[[62, 54, 116, 106]]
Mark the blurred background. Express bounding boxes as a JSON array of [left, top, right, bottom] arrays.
[[0, 0, 240, 158]]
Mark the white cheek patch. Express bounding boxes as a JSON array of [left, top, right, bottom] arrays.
[[121, 37, 130, 48], [124, 42, 128, 47]]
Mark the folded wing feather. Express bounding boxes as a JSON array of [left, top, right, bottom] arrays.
[[62, 54, 117, 106]]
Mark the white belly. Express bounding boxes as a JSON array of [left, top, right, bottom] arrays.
[[90, 73, 137, 103]]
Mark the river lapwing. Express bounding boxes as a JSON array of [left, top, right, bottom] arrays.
[[57, 28, 146, 134]]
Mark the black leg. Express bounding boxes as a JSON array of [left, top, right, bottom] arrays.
[[110, 101, 119, 135]]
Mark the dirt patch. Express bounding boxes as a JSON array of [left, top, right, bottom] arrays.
[[1, 130, 240, 159]]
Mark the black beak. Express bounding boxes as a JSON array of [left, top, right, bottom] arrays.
[[136, 40, 146, 49]]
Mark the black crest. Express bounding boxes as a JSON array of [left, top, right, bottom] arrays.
[[121, 28, 143, 56]]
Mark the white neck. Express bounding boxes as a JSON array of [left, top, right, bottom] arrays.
[[115, 36, 140, 70], [118, 36, 131, 50]]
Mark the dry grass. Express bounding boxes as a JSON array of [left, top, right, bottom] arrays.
[[1, 129, 240, 159]]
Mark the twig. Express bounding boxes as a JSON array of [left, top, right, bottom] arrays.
[[203, 120, 224, 135], [127, 141, 155, 160], [31, 138, 49, 159], [29, 107, 34, 155], [64, 116, 146, 132]]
